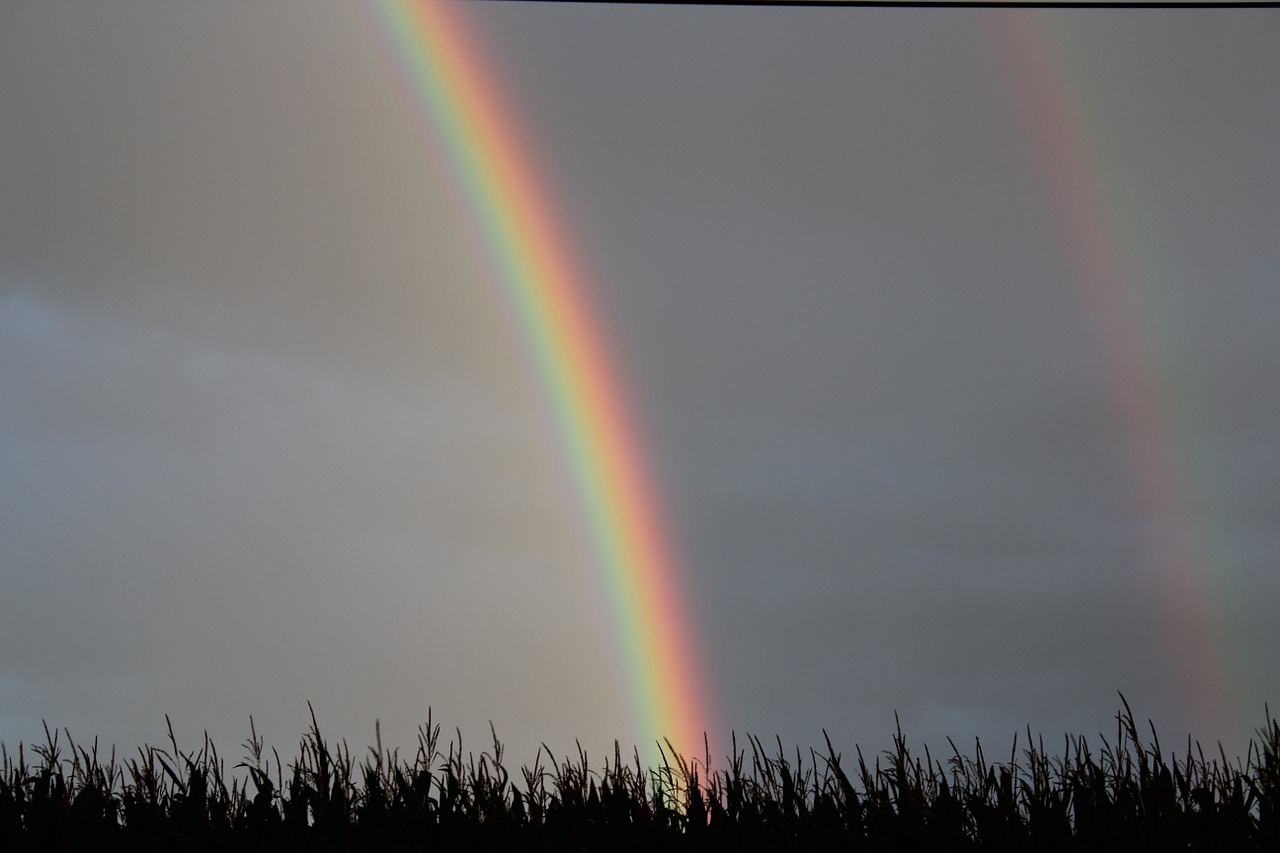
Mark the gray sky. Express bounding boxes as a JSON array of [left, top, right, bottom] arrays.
[[2, 1, 1277, 768]]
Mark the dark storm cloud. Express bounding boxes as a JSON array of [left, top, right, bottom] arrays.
[[1, 1, 1277, 762]]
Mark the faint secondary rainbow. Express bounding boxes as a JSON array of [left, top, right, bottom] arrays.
[[990, 10, 1239, 738], [373, 0, 712, 761]]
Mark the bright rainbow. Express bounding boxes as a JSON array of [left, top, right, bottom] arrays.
[[989, 10, 1237, 738], [373, 0, 713, 762]]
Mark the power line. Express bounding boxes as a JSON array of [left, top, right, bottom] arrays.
[[468, 1, 1279, 9]]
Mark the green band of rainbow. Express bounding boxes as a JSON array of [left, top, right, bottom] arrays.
[[374, 0, 712, 761]]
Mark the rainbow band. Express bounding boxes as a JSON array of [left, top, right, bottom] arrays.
[[991, 11, 1234, 734], [374, 0, 711, 761]]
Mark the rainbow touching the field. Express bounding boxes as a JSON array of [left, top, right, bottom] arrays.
[[373, 0, 713, 761]]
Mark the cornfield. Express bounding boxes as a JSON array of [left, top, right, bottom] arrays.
[[2, 697, 1276, 850]]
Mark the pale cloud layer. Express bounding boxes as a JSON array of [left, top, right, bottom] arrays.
[[2, 2, 1277, 763]]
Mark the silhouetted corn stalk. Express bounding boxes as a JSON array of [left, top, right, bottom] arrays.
[[1, 698, 1276, 850]]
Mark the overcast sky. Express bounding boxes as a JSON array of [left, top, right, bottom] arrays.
[[2, 1, 1277, 769]]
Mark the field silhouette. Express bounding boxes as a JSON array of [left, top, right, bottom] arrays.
[[2, 697, 1276, 850]]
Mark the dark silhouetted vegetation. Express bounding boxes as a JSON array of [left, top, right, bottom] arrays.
[[2, 697, 1277, 850]]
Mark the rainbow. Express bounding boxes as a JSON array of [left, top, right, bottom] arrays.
[[989, 10, 1237, 737], [372, 0, 713, 762]]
